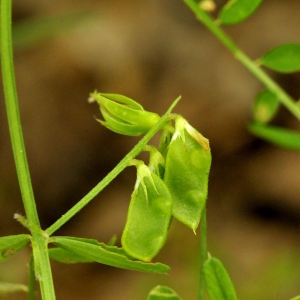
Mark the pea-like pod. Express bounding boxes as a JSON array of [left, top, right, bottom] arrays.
[[121, 163, 172, 261], [163, 116, 211, 232]]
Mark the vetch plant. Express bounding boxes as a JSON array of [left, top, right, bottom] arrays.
[[91, 92, 212, 261], [1, 0, 210, 293], [1, 0, 300, 299]]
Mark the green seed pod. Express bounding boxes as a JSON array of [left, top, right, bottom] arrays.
[[163, 116, 211, 232], [147, 285, 182, 300], [121, 162, 172, 261], [89, 92, 160, 136]]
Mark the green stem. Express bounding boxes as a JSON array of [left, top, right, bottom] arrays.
[[198, 207, 208, 300], [46, 96, 181, 236], [31, 231, 55, 300], [1, 1, 55, 299], [1, 0, 39, 226], [182, 0, 300, 120]]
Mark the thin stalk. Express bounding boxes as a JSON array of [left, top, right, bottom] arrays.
[[198, 207, 208, 300], [182, 0, 300, 120], [46, 96, 181, 236], [1, 1, 55, 299], [1, 0, 39, 225]]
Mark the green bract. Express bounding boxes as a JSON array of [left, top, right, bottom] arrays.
[[163, 116, 211, 232], [89, 92, 160, 136], [146, 145, 166, 178], [121, 162, 173, 261]]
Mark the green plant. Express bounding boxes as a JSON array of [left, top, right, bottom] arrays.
[[1, 0, 300, 299]]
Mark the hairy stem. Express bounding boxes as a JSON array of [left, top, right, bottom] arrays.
[[46, 96, 181, 236], [182, 0, 300, 120]]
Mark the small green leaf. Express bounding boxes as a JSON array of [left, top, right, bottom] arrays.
[[259, 44, 300, 73], [163, 116, 211, 232], [252, 90, 279, 124], [0, 281, 28, 295], [0, 234, 30, 262], [204, 257, 238, 300], [248, 123, 300, 151], [290, 296, 300, 300], [121, 162, 172, 261], [51, 236, 169, 274], [147, 285, 182, 300], [218, 0, 263, 25]]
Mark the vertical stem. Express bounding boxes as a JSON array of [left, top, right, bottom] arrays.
[[198, 207, 208, 300], [0, 0, 39, 226], [31, 231, 56, 300], [1, 1, 56, 299]]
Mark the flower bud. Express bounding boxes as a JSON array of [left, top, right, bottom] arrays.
[[89, 92, 160, 136]]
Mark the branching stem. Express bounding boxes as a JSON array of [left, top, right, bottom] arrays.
[[46, 96, 181, 236], [182, 0, 300, 120]]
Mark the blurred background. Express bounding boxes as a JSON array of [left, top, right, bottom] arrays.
[[1, 0, 300, 299]]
